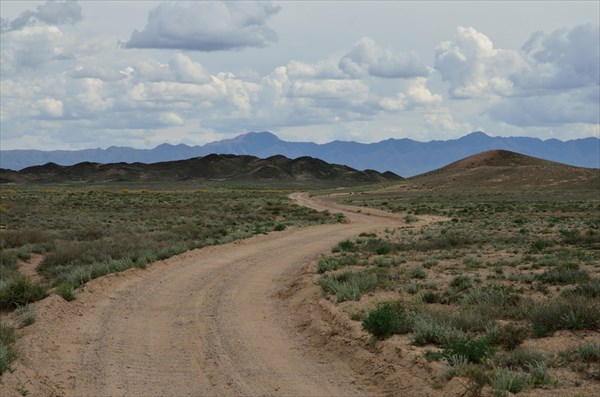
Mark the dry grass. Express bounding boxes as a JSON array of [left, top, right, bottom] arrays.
[[318, 189, 599, 396], [0, 186, 340, 306]]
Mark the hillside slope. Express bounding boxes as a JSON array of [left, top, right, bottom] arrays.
[[408, 150, 599, 190]]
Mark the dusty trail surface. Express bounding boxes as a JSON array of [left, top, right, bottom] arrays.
[[2, 193, 404, 397]]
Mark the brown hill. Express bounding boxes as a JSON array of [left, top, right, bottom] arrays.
[[0, 154, 403, 185], [408, 150, 599, 190]]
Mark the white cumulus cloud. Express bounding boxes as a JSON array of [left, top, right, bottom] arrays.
[[33, 97, 64, 118], [125, 1, 280, 51], [434, 27, 521, 98], [379, 78, 442, 111], [159, 112, 184, 126], [1, 0, 83, 33], [512, 23, 600, 91], [1, 25, 67, 73], [339, 37, 430, 79]]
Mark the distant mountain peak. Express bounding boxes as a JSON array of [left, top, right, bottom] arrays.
[[238, 131, 281, 143], [459, 131, 492, 142], [466, 131, 489, 137]]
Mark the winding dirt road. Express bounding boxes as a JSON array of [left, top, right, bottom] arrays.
[[3, 193, 404, 397]]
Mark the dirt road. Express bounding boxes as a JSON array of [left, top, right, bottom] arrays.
[[2, 193, 403, 397]]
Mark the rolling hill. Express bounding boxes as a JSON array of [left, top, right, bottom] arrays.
[[0, 154, 402, 185], [2, 131, 598, 177], [407, 150, 600, 190]]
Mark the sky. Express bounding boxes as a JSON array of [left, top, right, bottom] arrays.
[[0, 0, 599, 150]]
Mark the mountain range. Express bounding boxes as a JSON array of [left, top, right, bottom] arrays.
[[2, 131, 598, 177], [0, 154, 401, 185]]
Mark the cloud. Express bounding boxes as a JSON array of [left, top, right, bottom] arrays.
[[339, 37, 430, 79], [33, 97, 64, 118], [489, 87, 599, 127], [70, 65, 128, 82], [130, 54, 210, 84], [466, 24, 600, 128], [159, 112, 184, 126], [286, 58, 346, 80], [73, 78, 114, 113], [425, 108, 471, 133], [379, 78, 442, 111], [1, 0, 82, 33], [434, 27, 522, 98], [290, 79, 369, 102], [512, 24, 599, 91], [0, 26, 67, 72], [125, 1, 280, 51], [169, 53, 210, 83]]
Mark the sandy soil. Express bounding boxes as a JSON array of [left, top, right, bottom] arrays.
[[1, 193, 443, 397]]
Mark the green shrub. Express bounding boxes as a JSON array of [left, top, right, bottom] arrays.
[[404, 281, 420, 295], [18, 311, 37, 328], [562, 278, 600, 298], [461, 285, 521, 313], [334, 254, 359, 267], [333, 240, 356, 252], [493, 347, 548, 370], [134, 251, 157, 268], [450, 275, 472, 292], [362, 238, 395, 255], [362, 302, 412, 339], [156, 245, 187, 260], [422, 258, 438, 269], [536, 262, 589, 285], [0, 276, 48, 309], [577, 342, 600, 363], [443, 337, 495, 364], [273, 223, 286, 231], [409, 265, 427, 279], [454, 364, 489, 397], [0, 321, 17, 375], [0, 229, 52, 248], [319, 270, 383, 302], [404, 214, 419, 223], [560, 229, 600, 246], [529, 296, 600, 337], [486, 323, 529, 350], [316, 257, 340, 274], [375, 246, 391, 255], [0, 250, 18, 269], [490, 367, 529, 395], [55, 283, 76, 301], [463, 257, 483, 268], [527, 360, 552, 386], [412, 314, 465, 346], [451, 309, 495, 333], [530, 239, 553, 252], [420, 291, 440, 304], [566, 342, 600, 363]]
